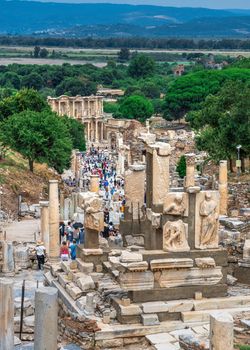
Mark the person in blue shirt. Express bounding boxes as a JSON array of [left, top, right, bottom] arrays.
[[70, 239, 77, 260]]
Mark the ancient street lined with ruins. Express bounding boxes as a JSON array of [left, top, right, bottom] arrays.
[[0, 94, 249, 350]]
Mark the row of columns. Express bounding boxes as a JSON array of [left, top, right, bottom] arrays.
[[0, 279, 58, 350], [50, 97, 103, 119], [85, 120, 105, 143], [40, 180, 60, 259]]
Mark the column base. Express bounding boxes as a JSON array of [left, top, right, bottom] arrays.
[[82, 248, 103, 256]]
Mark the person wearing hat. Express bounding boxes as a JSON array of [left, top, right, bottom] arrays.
[[35, 241, 46, 270]]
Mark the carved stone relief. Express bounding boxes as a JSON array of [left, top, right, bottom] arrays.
[[195, 191, 219, 250], [163, 220, 190, 252], [163, 192, 188, 217]]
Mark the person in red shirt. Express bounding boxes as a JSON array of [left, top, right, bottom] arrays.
[[60, 241, 69, 261]]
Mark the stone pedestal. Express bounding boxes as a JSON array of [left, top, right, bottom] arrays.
[[85, 228, 100, 249], [40, 201, 49, 254], [210, 312, 234, 350], [146, 142, 171, 209], [219, 160, 228, 215], [0, 279, 14, 350], [185, 153, 196, 188], [2, 241, 15, 275], [34, 287, 58, 350], [49, 180, 60, 260], [89, 175, 99, 193], [125, 164, 146, 220]]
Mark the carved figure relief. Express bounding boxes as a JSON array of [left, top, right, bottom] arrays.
[[195, 191, 219, 250], [83, 196, 104, 231], [163, 220, 190, 252], [164, 193, 188, 217]]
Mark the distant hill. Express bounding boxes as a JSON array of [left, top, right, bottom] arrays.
[[0, 0, 250, 38]]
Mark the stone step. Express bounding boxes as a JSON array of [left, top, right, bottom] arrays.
[[181, 307, 250, 323], [51, 279, 85, 316], [193, 295, 250, 311], [76, 259, 94, 274]]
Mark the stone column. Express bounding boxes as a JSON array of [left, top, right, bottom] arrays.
[[0, 279, 14, 350], [146, 142, 171, 208], [101, 122, 104, 141], [40, 201, 49, 254], [95, 121, 98, 142], [117, 151, 125, 176], [87, 122, 90, 142], [2, 241, 15, 275], [59, 191, 64, 221], [90, 175, 99, 193], [210, 312, 234, 350], [125, 164, 146, 219], [219, 160, 228, 215], [34, 287, 58, 350], [185, 153, 196, 188], [49, 180, 60, 260]]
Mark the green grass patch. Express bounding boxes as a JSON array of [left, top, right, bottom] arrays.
[[235, 345, 250, 350]]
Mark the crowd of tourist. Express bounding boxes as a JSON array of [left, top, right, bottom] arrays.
[[36, 145, 125, 266]]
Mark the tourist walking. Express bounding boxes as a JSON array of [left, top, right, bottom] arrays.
[[35, 240, 46, 270], [60, 241, 69, 261]]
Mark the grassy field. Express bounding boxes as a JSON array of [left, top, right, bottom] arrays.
[[0, 45, 249, 65]]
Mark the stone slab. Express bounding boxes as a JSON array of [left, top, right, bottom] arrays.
[[142, 249, 228, 267], [167, 300, 194, 313], [119, 304, 142, 316], [146, 332, 176, 344], [142, 302, 168, 314], [141, 313, 160, 326], [182, 307, 250, 323], [154, 343, 178, 350], [193, 295, 250, 311], [128, 284, 227, 303], [150, 258, 193, 270]]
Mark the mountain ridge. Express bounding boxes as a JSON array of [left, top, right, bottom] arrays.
[[0, 1, 250, 37]]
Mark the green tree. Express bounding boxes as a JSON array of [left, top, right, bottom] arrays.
[[188, 81, 250, 162], [55, 78, 97, 96], [61, 116, 86, 152], [0, 72, 21, 89], [163, 68, 250, 120], [116, 95, 154, 122], [40, 48, 49, 58], [33, 46, 41, 58], [176, 155, 186, 178], [22, 72, 44, 90], [128, 54, 155, 78], [0, 110, 72, 173], [118, 48, 130, 61], [141, 82, 161, 99], [0, 89, 48, 121]]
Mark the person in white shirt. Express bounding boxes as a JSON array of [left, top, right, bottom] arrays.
[[35, 241, 46, 270]]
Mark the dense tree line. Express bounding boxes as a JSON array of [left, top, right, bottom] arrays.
[[1, 36, 250, 50], [0, 89, 85, 172]]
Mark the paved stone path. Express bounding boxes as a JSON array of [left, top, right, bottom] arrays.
[[4, 219, 40, 242]]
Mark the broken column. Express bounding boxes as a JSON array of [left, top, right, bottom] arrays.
[[0, 279, 14, 350], [146, 142, 171, 209], [49, 180, 60, 260], [83, 196, 104, 253], [219, 160, 228, 215], [210, 312, 234, 350], [89, 175, 99, 193], [2, 241, 15, 276], [40, 201, 49, 254], [34, 287, 58, 350], [185, 153, 196, 188]]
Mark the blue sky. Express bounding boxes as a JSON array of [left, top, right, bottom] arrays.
[[36, 0, 250, 9]]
